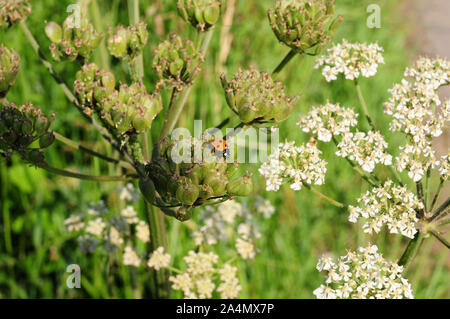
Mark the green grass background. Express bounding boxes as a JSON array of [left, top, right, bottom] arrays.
[[0, 0, 448, 298]]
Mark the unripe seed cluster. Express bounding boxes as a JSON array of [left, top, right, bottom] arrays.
[[221, 68, 296, 125], [177, 0, 222, 32], [45, 16, 102, 62], [107, 22, 148, 62], [0, 0, 31, 27], [268, 0, 343, 54], [0, 45, 20, 97]]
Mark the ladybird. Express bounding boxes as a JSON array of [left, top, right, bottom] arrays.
[[209, 138, 229, 158]]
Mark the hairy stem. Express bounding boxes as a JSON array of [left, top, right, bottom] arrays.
[[429, 196, 450, 222]]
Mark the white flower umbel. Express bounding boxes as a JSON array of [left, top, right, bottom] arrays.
[[217, 264, 242, 299], [85, 217, 106, 237], [315, 40, 385, 81], [348, 180, 422, 238], [384, 57, 449, 182], [297, 102, 358, 142], [147, 246, 171, 270], [314, 244, 414, 299], [136, 220, 150, 243], [259, 141, 327, 191], [336, 131, 392, 173]]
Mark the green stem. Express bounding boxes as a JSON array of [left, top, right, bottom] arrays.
[[145, 202, 170, 298], [127, 0, 144, 81], [429, 196, 450, 221], [355, 81, 376, 131], [430, 178, 444, 212], [430, 230, 450, 249], [38, 163, 136, 182], [90, 0, 110, 70], [304, 184, 345, 208], [53, 132, 134, 170], [272, 49, 297, 77], [398, 233, 425, 269]]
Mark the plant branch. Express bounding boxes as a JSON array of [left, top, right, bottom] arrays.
[[37, 163, 137, 182], [398, 232, 425, 269], [53, 132, 135, 171], [354, 80, 376, 131], [430, 178, 444, 212], [272, 49, 297, 77], [303, 184, 346, 208], [429, 196, 450, 222], [430, 230, 450, 249]]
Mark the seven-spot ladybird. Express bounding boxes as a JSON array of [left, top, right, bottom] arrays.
[[210, 138, 229, 158]]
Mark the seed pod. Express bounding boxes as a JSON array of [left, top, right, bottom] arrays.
[[0, 45, 20, 97], [177, 0, 222, 32], [268, 0, 343, 54], [39, 131, 55, 148], [204, 171, 227, 196], [139, 177, 157, 205], [153, 34, 204, 89], [45, 22, 63, 43], [0, 0, 31, 27], [221, 68, 296, 125], [107, 22, 148, 62], [176, 180, 200, 206], [226, 172, 253, 196]]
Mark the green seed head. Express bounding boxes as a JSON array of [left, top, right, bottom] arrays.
[[177, 0, 222, 32], [226, 172, 253, 196], [0, 0, 31, 27], [0, 45, 20, 97], [153, 34, 204, 90], [268, 0, 343, 54], [221, 68, 297, 125], [107, 22, 148, 62]]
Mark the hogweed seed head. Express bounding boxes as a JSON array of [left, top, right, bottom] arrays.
[[107, 22, 148, 62], [177, 0, 222, 32], [268, 0, 343, 54], [0, 0, 31, 27], [45, 15, 102, 62], [221, 68, 296, 125], [0, 45, 20, 97], [152, 34, 203, 90]]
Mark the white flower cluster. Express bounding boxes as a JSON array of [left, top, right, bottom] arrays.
[[254, 195, 275, 219], [297, 102, 358, 142], [439, 152, 450, 181], [259, 141, 327, 191], [315, 40, 385, 81], [147, 246, 171, 270], [314, 244, 414, 299], [348, 180, 422, 238], [170, 251, 241, 299], [64, 184, 151, 263], [192, 200, 262, 260], [384, 57, 450, 182], [336, 131, 393, 173]]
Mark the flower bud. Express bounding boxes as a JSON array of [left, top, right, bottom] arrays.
[[0, 0, 31, 27], [221, 68, 296, 125], [177, 0, 222, 32], [268, 0, 343, 54], [153, 34, 203, 90], [226, 172, 253, 196], [0, 45, 20, 97]]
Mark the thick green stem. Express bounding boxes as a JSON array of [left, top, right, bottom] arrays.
[[38, 163, 136, 182], [272, 49, 297, 77], [145, 202, 170, 298], [429, 196, 450, 221], [355, 81, 376, 131], [90, 0, 110, 70], [398, 233, 425, 269], [127, 0, 144, 81]]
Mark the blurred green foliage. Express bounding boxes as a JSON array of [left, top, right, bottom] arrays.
[[0, 0, 448, 298]]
